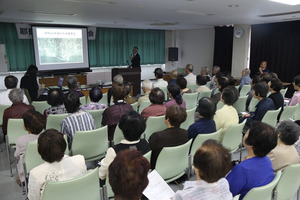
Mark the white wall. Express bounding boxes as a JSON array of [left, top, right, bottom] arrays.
[[165, 29, 215, 75]]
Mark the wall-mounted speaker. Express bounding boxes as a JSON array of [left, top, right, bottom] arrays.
[[168, 47, 178, 61]]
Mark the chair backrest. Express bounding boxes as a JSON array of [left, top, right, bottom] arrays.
[[7, 118, 27, 145], [138, 100, 151, 114], [243, 171, 282, 200], [24, 141, 44, 175], [240, 85, 251, 97], [221, 120, 246, 152], [144, 115, 167, 140], [160, 87, 168, 101], [112, 124, 124, 145], [189, 129, 223, 158], [274, 164, 300, 200], [233, 96, 248, 113], [32, 101, 50, 114], [143, 150, 152, 163], [71, 126, 108, 162], [248, 98, 259, 112], [46, 113, 69, 131], [0, 104, 10, 125], [294, 103, 300, 120], [180, 107, 196, 130], [279, 105, 297, 121], [197, 90, 212, 101], [187, 83, 198, 92], [280, 88, 288, 98], [205, 81, 211, 88], [79, 96, 86, 105], [182, 92, 198, 110], [216, 101, 224, 110], [99, 92, 108, 106], [261, 108, 281, 127], [155, 140, 192, 183], [42, 168, 100, 200], [85, 109, 105, 129]]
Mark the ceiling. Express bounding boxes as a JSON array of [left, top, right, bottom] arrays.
[[1, 0, 300, 30]]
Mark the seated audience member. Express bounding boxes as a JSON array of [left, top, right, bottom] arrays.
[[293, 120, 300, 157], [141, 88, 166, 119], [211, 72, 235, 104], [168, 69, 178, 85], [137, 79, 153, 106], [226, 122, 277, 200], [196, 75, 210, 93], [258, 60, 269, 75], [243, 82, 276, 126], [184, 64, 196, 84], [214, 86, 239, 139], [15, 110, 46, 184], [99, 111, 150, 180], [289, 75, 300, 106], [102, 84, 133, 141], [44, 89, 67, 117], [109, 149, 150, 200], [165, 84, 186, 109], [20, 65, 40, 101], [268, 120, 300, 171], [269, 72, 278, 79], [28, 129, 87, 200], [82, 87, 105, 111], [246, 75, 261, 112], [66, 76, 84, 97], [149, 105, 188, 169], [177, 75, 192, 94], [124, 81, 136, 104], [200, 66, 211, 82], [2, 89, 35, 138], [0, 75, 29, 105], [61, 92, 95, 147], [268, 78, 284, 109], [188, 97, 216, 139], [153, 68, 168, 88], [108, 74, 124, 106], [239, 68, 251, 91], [210, 66, 221, 90], [173, 140, 232, 200]]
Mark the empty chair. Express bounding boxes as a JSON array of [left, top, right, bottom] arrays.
[[41, 168, 100, 200], [85, 108, 105, 129], [180, 107, 196, 130], [144, 115, 167, 140], [241, 171, 282, 200], [155, 140, 192, 183], [274, 164, 300, 200], [221, 120, 246, 153], [261, 108, 281, 127], [240, 85, 251, 97], [279, 105, 297, 121], [46, 113, 68, 130], [138, 100, 151, 114], [71, 126, 109, 162], [182, 92, 198, 110], [187, 83, 198, 92], [233, 96, 248, 113], [197, 90, 212, 101], [31, 101, 50, 114]]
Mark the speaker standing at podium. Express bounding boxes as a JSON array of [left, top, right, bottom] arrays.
[[129, 46, 141, 68]]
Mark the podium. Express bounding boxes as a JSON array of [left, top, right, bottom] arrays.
[[112, 67, 141, 96]]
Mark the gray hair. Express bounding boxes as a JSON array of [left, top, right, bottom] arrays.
[[213, 66, 220, 73], [113, 74, 124, 85], [201, 66, 209, 75], [277, 120, 300, 145], [243, 68, 251, 75], [142, 79, 153, 90], [9, 88, 24, 103], [67, 77, 78, 89], [185, 64, 194, 72]]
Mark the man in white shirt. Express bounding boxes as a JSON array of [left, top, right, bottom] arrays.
[[184, 64, 197, 84], [0, 75, 29, 105], [153, 68, 168, 88]]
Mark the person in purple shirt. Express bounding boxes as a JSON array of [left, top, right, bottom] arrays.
[[188, 97, 216, 139], [165, 84, 186, 109], [226, 122, 277, 199]]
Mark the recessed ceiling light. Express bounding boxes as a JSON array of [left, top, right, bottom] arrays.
[[270, 0, 300, 5], [228, 4, 239, 8]]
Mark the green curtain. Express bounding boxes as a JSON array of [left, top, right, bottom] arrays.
[[0, 22, 165, 71]]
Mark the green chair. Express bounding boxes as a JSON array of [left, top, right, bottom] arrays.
[[79, 96, 86, 105], [242, 171, 282, 200], [261, 108, 281, 127], [130, 101, 139, 112], [187, 83, 198, 92], [144, 115, 167, 140], [216, 101, 224, 110], [293, 103, 300, 120], [182, 92, 198, 110], [112, 124, 124, 146], [205, 81, 211, 88], [86, 109, 105, 129], [99, 93, 108, 107], [221, 120, 246, 156], [71, 126, 109, 162], [160, 87, 168, 101], [6, 118, 27, 176], [0, 104, 10, 125], [143, 150, 152, 163], [280, 88, 288, 98], [197, 90, 212, 101], [274, 164, 300, 200], [279, 105, 297, 121], [42, 168, 101, 200], [240, 85, 251, 97], [32, 101, 50, 114], [248, 98, 259, 112], [46, 113, 68, 131], [180, 107, 196, 130], [138, 100, 151, 114], [233, 96, 248, 113], [155, 140, 192, 183]]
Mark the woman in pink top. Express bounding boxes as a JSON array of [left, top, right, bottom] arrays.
[[289, 75, 300, 106], [141, 88, 166, 119], [165, 84, 186, 109]]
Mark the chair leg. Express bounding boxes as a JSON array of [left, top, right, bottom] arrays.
[[6, 136, 13, 177]]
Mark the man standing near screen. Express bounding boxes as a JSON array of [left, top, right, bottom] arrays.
[[129, 46, 141, 68]]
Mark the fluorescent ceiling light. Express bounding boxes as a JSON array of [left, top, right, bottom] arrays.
[[270, 0, 300, 5]]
